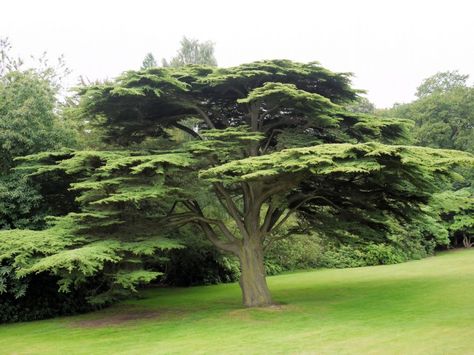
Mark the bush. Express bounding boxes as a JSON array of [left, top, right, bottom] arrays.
[[319, 240, 437, 269], [319, 245, 367, 268], [0, 273, 102, 323], [263, 226, 440, 271], [363, 244, 407, 265], [265, 233, 323, 273]]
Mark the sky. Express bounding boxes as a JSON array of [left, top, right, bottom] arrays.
[[1, 0, 473, 108]]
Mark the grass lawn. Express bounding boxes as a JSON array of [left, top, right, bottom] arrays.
[[1, 249, 473, 354]]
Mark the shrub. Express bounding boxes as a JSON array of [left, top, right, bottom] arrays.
[[265, 233, 323, 273], [0, 272, 102, 323]]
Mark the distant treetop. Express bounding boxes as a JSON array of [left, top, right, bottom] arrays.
[[416, 70, 470, 98], [164, 36, 217, 67]]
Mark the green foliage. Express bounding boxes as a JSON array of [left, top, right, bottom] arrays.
[[0, 46, 77, 230], [0, 172, 44, 229], [78, 60, 408, 151], [265, 234, 323, 273], [200, 142, 471, 184], [201, 60, 356, 104], [0, 70, 76, 170], [382, 75, 473, 154], [0, 273, 102, 323], [345, 96, 375, 114], [0, 149, 187, 304], [0, 227, 105, 323], [416, 70, 469, 98], [262, 208, 442, 271], [415, 87, 474, 153], [379, 70, 474, 250], [430, 188, 474, 247], [319, 240, 435, 269], [114, 270, 161, 291]]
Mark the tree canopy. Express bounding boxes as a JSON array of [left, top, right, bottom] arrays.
[[0, 41, 76, 230], [416, 70, 470, 98]]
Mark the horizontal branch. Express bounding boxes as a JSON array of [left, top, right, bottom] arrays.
[[193, 105, 215, 129], [271, 195, 339, 234], [197, 222, 240, 254], [172, 122, 202, 140]]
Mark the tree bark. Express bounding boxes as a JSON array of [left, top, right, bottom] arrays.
[[238, 237, 273, 307], [463, 235, 473, 248]]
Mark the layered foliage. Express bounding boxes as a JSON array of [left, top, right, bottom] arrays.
[[1, 150, 185, 304]]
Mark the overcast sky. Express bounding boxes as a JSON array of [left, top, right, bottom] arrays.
[[1, 0, 473, 107]]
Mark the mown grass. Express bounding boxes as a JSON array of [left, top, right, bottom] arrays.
[[1, 249, 473, 354]]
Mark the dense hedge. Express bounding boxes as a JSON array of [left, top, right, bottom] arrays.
[[0, 274, 102, 323], [264, 233, 438, 273]]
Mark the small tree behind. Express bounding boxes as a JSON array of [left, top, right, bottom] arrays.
[[0, 39, 76, 229], [163, 36, 217, 67], [416, 70, 469, 98], [141, 53, 158, 69]]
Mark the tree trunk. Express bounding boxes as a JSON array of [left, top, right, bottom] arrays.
[[463, 235, 473, 248], [238, 237, 273, 307]]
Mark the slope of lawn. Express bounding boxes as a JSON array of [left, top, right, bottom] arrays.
[[1, 249, 473, 354]]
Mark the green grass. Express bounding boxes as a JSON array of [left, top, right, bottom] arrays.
[[1, 249, 474, 354]]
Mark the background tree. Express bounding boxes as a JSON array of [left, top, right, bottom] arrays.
[[430, 188, 474, 248], [0, 40, 101, 323], [414, 87, 474, 153], [141, 53, 158, 69], [379, 71, 474, 250], [163, 36, 217, 67], [346, 96, 375, 114], [415, 70, 470, 98], [2, 60, 472, 308], [0, 40, 77, 229], [381, 71, 473, 154]]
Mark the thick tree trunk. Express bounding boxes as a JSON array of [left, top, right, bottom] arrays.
[[238, 237, 273, 307]]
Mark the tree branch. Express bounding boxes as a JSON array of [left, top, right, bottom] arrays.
[[262, 118, 300, 133], [256, 181, 293, 207], [180, 200, 240, 243], [261, 129, 283, 154], [172, 122, 202, 140], [197, 221, 240, 254], [260, 203, 281, 233], [271, 195, 339, 234], [192, 105, 215, 129], [242, 182, 252, 216], [214, 182, 249, 238]]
